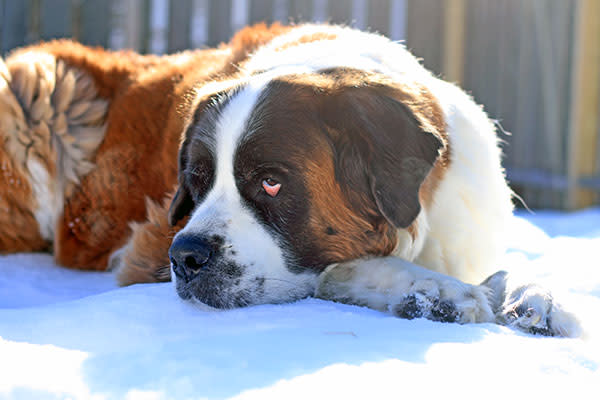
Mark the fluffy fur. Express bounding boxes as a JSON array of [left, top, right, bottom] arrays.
[[0, 24, 579, 336]]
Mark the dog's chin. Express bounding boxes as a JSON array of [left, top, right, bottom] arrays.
[[172, 261, 319, 309], [173, 263, 251, 309]]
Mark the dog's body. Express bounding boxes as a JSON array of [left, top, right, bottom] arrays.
[[0, 24, 579, 336]]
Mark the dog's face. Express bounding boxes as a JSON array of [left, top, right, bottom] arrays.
[[168, 68, 445, 308]]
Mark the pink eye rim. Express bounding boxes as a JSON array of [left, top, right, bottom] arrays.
[[262, 178, 281, 197]]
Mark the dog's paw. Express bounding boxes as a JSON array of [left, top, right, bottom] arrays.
[[391, 278, 494, 324], [498, 284, 581, 337], [481, 271, 581, 337], [316, 258, 494, 325]]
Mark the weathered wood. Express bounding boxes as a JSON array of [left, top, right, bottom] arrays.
[[566, 0, 600, 208], [388, 0, 406, 40], [208, 0, 231, 46], [442, 0, 465, 84], [250, 0, 274, 24], [40, 0, 72, 40], [168, 0, 192, 52], [289, 0, 312, 22], [79, 0, 111, 47], [406, 0, 443, 75], [329, 0, 352, 25], [367, 0, 390, 36]]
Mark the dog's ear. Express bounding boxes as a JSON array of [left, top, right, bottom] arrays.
[[168, 82, 239, 226], [168, 186, 194, 226], [167, 126, 195, 226], [321, 73, 445, 229]]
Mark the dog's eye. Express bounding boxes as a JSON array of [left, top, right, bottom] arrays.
[[262, 178, 281, 197]]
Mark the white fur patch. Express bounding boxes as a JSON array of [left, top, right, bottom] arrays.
[[176, 75, 318, 305], [26, 159, 60, 241]]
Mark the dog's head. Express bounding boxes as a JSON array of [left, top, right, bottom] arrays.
[[168, 67, 446, 308]]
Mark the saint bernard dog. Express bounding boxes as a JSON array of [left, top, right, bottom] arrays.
[[0, 23, 580, 336]]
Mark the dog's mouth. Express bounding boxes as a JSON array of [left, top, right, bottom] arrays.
[[172, 258, 320, 309], [173, 260, 254, 309]]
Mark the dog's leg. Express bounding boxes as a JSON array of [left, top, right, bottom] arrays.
[[315, 257, 495, 324], [480, 271, 581, 337], [112, 194, 185, 285], [316, 257, 581, 337]]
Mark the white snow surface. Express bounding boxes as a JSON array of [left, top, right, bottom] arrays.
[[1, 209, 599, 400]]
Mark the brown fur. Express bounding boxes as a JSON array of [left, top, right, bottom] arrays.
[[1, 23, 449, 286], [274, 70, 448, 253], [115, 190, 188, 285], [0, 145, 48, 251], [0, 24, 288, 271], [304, 145, 399, 262]]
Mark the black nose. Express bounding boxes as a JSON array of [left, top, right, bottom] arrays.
[[169, 235, 213, 282]]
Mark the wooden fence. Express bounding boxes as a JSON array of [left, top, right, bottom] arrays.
[[1, 0, 599, 209]]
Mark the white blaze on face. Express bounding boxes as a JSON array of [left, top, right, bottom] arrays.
[[174, 73, 318, 305]]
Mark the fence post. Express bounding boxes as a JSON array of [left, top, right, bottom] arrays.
[[443, 0, 465, 84], [566, 0, 600, 209]]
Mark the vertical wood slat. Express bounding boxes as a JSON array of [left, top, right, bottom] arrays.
[[28, 0, 41, 43], [405, 0, 443, 75], [442, 0, 465, 84], [289, 0, 312, 22], [388, 0, 406, 40], [79, 0, 111, 47], [149, 0, 169, 54], [566, 0, 600, 208], [40, 0, 72, 40], [329, 0, 352, 25], [367, 0, 390, 36], [0, 0, 4, 54], [190, 0, 209, 48], [351, 0, 368, 29], [208, 0, 231, 46], [250, 0, 274, 24], [2, 1, 27, 53], [168, 0, 192, 52], [311, 0, 328, 22], [231, 0, 249, 34]]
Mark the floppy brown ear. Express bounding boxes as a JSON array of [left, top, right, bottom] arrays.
[[322, 73, 445, 229], [168, 185, 194, 226], [167, 83, 239, 226]]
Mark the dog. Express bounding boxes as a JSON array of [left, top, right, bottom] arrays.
[[0, 24, 579, 336]]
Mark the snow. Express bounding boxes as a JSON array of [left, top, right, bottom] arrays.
[[1, 209, 599, 399]]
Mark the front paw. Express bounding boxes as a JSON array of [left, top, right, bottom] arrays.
[[499, 284, 581, 337], [316, 258, 494, 325], [481, 271, 581, 337], [391, 279, 494, 324]]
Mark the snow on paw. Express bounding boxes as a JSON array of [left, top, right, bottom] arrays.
[[497, 284, 581, 337], [392, 294, 459, 323], [391, 278, 493, 324]]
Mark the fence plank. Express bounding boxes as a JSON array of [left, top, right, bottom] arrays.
[[208, 0, 231, 46], [0, 0, 4, 54], [329, 0, 352, 25], [442, 0, 465, 84], [2, 1, 27, 52], [567, 0, 600, 208], [168, 0, 192, 51], [41, 0, 72, 40], [367, 0, 390, 36], [289, 0, 312, 22], [250, 0, 274, 24], [406, 0, 442, 75]]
